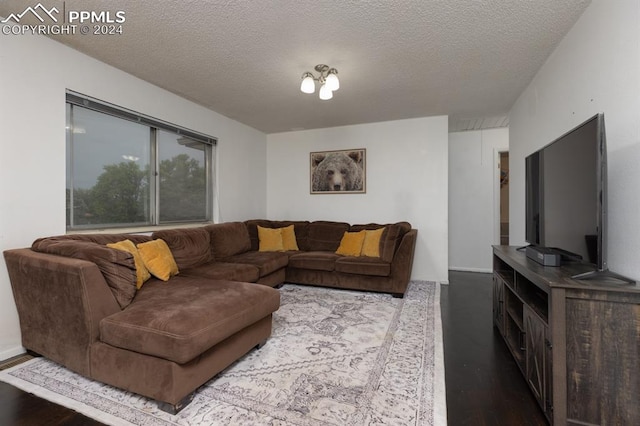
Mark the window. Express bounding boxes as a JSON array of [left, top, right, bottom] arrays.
[[66, 92, 215, 230]]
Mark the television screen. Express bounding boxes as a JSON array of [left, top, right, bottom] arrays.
[[525, 114, 606, 270]]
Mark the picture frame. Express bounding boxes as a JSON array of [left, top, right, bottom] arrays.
[[310, 148, 366, 194]]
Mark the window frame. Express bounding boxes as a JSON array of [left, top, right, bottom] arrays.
[[66, 91, 216, 231]]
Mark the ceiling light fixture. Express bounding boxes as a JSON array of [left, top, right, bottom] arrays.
[[300, 64, 339, 100]]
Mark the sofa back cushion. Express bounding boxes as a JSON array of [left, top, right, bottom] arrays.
[[40, 233, 152, 246], [205, 222, 251, 259], [307, 221, 350, 252], [106, 239, 151, 289], [31, 237, 138, 309], [350, 222, 412, 262], [152, 227, 211, 270], [245, 220, 310, 251]]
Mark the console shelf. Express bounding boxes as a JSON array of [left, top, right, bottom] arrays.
[[492, 246, 640, 425]]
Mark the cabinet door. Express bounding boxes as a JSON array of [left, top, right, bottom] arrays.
[[524, 306, 548, 417], [565, 296, 640, 425], [492, 274, 505, 333]]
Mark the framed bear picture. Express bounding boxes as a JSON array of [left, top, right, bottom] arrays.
[[310, 148, 366, 194]]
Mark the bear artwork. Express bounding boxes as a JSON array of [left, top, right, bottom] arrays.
[[311, 150, 365, 192]]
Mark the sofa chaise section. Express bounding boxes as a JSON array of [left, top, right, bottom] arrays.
[[93, 277, 279, 411], [3, 234, 281, 413], [99, 278, 280, 365]]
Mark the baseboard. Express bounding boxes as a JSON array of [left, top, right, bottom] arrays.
[[448, 267, 492, 274], [0, 346, 26, 363]]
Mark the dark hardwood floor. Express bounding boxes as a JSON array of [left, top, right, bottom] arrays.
[[0, 380, 102, 425], [441, 270, 547, 425], [0, 271, 547, 425]]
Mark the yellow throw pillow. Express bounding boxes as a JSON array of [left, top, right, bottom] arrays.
[[258, 226, 285, 252], [280, 225, 299, 251], [107, 239, 152, 289], [361, 227, 385, 258], [136, 239, 179, 281], [336, 231, 366, 256]]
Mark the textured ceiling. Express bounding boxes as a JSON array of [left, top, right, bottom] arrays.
[[0, 0, 591, 134]]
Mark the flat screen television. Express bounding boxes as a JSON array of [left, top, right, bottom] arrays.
[[525, 113, 613, 279]]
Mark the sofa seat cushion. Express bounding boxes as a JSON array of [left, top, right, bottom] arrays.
[[222, 251, 288, 277], [288, 251, 339, 272], [335, 256, 391, 277], [99, 277, 280, 364], [181, 262, 260, 282]]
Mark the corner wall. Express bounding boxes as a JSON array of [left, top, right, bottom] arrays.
[[509, 0, 640, 279], [449, 128, 509, 272], [266, 116, 449, 283], [0, 30, 267, 360]]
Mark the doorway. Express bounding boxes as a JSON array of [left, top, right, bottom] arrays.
[[499, 152, 509, 245]]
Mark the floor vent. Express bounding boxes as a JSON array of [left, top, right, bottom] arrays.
[[0, 354, 34, 371]]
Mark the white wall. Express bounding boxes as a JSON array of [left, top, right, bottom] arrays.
[[266, 116, 449, 283], [509, 0, 640, 279], [0, 30, 267, 360], [449, 128, 508, 272]]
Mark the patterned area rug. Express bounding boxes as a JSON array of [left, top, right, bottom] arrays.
[[0, 281, 446, 426]]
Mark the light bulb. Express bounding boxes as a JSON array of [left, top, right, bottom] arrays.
[[325, 69, 339, 91], [319, 83, 333, 100], [300, 74, 315, 94]]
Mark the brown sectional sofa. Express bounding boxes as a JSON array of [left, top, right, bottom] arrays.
[[3, 219, 416, 413]]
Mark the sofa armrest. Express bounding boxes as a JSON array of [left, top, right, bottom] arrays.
[[389, 229, 418, 294], [3, 249, 120, 376]]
